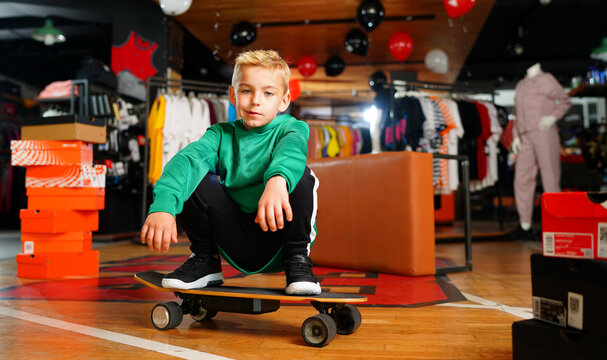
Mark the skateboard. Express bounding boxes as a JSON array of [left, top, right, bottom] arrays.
[[134, 270, 367, 347]]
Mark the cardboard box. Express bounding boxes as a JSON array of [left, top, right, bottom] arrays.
[[16, 250, 99, 279], [27, 187, 105, 210], [541, 192, 607, 260], [11, 140, 92, 166], [531, 254, 607, 337], [21, 115, 106, 144], [21, 231, 92, 253], [20, 209, 99, 232], [512, 319, 605, 360], [26, 165, 106, 188]]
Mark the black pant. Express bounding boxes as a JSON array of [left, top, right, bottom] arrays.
[[177, 167, 318, 273]]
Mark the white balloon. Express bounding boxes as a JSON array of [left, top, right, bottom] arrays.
[[160, 0, 192, 16], [424, 49, 449, 74]]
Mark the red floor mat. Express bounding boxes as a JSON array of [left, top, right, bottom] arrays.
[[0, 255, 464, 307]]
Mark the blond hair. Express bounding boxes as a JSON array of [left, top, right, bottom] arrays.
[[232, 50, 290, 93]]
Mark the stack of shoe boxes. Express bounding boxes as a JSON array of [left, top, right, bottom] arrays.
[[11, 140, 106, 279], [512, 192, 607, 360]]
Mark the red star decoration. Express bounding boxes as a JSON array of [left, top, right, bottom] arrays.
[[111, 31, 159, 82]]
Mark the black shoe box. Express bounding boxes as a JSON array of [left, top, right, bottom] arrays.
[[531, 254, 607, 337], [513, 319, 605, 360]]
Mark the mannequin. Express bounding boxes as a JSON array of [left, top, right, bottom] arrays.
[[511, 63, 571, 238]]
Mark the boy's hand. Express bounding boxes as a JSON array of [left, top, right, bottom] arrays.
[[256, 175, 293, 232], [141, 212, 178, 252]]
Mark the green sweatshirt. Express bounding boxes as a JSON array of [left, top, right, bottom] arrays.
[[149, 114, 309, 216]]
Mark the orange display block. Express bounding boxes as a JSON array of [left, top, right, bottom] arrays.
[[26, 164, 106, 188], [21, 231, 92, 254], [308, 152, 436, 276], [20, 209, 99, 232], [10, 140, 92, 166], [27, 187, 105, 210], [16, 250, 99, 279]]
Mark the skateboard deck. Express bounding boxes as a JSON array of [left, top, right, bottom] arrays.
[[135, 270, 367, 347], [135, 270, 367, 303]]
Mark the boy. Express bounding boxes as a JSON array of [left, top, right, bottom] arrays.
[[140, 50, 321, 295]]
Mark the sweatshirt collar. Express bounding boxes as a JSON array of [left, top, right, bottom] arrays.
[[236, 114, 292, 133]]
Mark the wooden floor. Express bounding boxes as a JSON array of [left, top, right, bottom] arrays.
[[0, 236, 539, 359]]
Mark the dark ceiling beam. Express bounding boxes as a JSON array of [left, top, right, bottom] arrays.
[[258, 14, 435, 28]]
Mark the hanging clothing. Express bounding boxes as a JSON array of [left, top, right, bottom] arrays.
[[456, 100, 482, 180], [430, 96, 457, 194], [442, 98, 464, 192], [147, 95, 166, 184]]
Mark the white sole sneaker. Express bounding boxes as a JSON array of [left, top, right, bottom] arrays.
[[161, 272, 224, 290], [286, 281, 321, 295]]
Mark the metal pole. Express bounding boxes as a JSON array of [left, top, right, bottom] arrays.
[[389, 83, 396, 151], [141, 77, 152, 227], [461, 159, 473, 270]]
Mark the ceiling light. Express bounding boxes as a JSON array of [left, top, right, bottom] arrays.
[[31, 19, 66, 46], [590, 37, 607, 61]]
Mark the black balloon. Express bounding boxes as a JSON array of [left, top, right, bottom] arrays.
[[369, 71, 387, 92], [325, 56, 345, 77], [229, 21, 257, 47], [357, 0, 385, 32], [344, 29, 368, 56]]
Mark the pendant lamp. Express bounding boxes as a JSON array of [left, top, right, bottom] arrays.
[[590, 37, 607, 61], [32, 19, 66, 46]]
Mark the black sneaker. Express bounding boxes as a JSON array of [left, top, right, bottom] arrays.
[[284, 254, 321, 295], [507, 225, 537, 241], [162, 254, 224, 289]]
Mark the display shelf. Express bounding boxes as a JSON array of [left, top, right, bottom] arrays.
[[35, 96, 75, 103], [568, 84, 607, 97]]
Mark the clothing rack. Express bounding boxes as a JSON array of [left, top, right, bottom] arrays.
[[302, 115, 366, 126], [141, 76, 230, 226], [384, 80, 497, 274]]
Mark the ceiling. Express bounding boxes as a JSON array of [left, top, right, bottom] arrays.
[[176, 0, 496, 104], [458, 0, 607, 89], [1, 0, 606, 105]]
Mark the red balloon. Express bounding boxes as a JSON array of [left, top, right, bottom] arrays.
[[443, 0, 476, 19], [297, 56, 318, 77], [388, 31, 414, 62], [288, 79, 301, 102]]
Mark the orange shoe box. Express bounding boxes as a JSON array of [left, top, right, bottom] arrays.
[[16, 250, 99, 279], [27, 187, 105, 210], [11, 140, 92, 166], [20, 209, 99, 232], [21, 231, 92, 254], [542, 192, 607, 260], [26, 165, 106, 188]]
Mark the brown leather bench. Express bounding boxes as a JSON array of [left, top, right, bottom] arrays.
[[308, 151, 436, 276]]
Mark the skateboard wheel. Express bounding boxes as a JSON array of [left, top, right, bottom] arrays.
[[191, 306, 218, 322], [333, 304, 361, 335], [301, 313, 337, 347], [151, 302, 183, 330]]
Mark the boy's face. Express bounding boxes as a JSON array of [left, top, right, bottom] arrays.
[[229, 65, 291, 130]]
